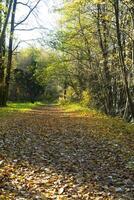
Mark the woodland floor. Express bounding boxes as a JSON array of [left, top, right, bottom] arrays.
[[0, 105, 134, 200]]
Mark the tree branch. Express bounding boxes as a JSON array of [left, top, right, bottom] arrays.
[[14, 0, 41, 28]]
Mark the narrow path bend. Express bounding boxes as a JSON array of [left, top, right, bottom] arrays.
[[0, 106, 133, 200]]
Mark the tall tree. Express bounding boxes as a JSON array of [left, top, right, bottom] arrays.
[[0, 0, 41, 106], [113, 0, 134, 118], [0, 0, 13, 106]]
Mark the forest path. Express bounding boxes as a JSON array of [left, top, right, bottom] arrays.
[[0, 105, 133, 200]]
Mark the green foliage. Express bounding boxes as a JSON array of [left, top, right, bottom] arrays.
[[10, 48, 45, 102], [66, 87, 76, 101], [59, 87, 77, 103], [58, 98, 70, 105], [52, 0, 134, 120], [60, 102, 106, 118], [80, 90, 92, 107], [4, 0, 133, 120], [61, 103, 90, 113]]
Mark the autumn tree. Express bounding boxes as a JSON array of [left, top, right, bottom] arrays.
[[46, 0, 134, 120]]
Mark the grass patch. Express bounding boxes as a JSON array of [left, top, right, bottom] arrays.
[[62, 103, 89, 112], [61, 103, 103, 117], [0, 102, 43, 118]]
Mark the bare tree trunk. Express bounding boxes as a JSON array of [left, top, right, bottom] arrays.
[[0, 0, 4, 106], [132, 7, 134, 86], [0, 0, 13, 106], [4, 0, 17, 104], [113, 0, 134, 119], [97, 4, 112, 115]]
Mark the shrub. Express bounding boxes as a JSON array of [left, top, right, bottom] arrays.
[[80, 90, 92, 107]]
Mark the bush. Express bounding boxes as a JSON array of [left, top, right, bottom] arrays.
[[59, 98, 69, 105], [59, 87, 78, 105], [80, 90, 92, 107], [66, 87, 77, 101]]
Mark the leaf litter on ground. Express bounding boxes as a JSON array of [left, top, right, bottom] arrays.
[[0, 105, 134, 199]]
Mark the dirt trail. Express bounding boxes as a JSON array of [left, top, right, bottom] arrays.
[[0, 106, 133, 200]]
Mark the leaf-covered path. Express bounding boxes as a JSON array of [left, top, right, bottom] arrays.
[[0, 106, 134, 200]]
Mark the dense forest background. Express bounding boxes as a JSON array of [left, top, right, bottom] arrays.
[[0, 0, 134, 121]]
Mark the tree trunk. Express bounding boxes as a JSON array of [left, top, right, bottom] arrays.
[[97, 4, 112, 114], [114, 0, 134, 119], [0, 0, 13, 106], [4, 0, 17, 104]]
